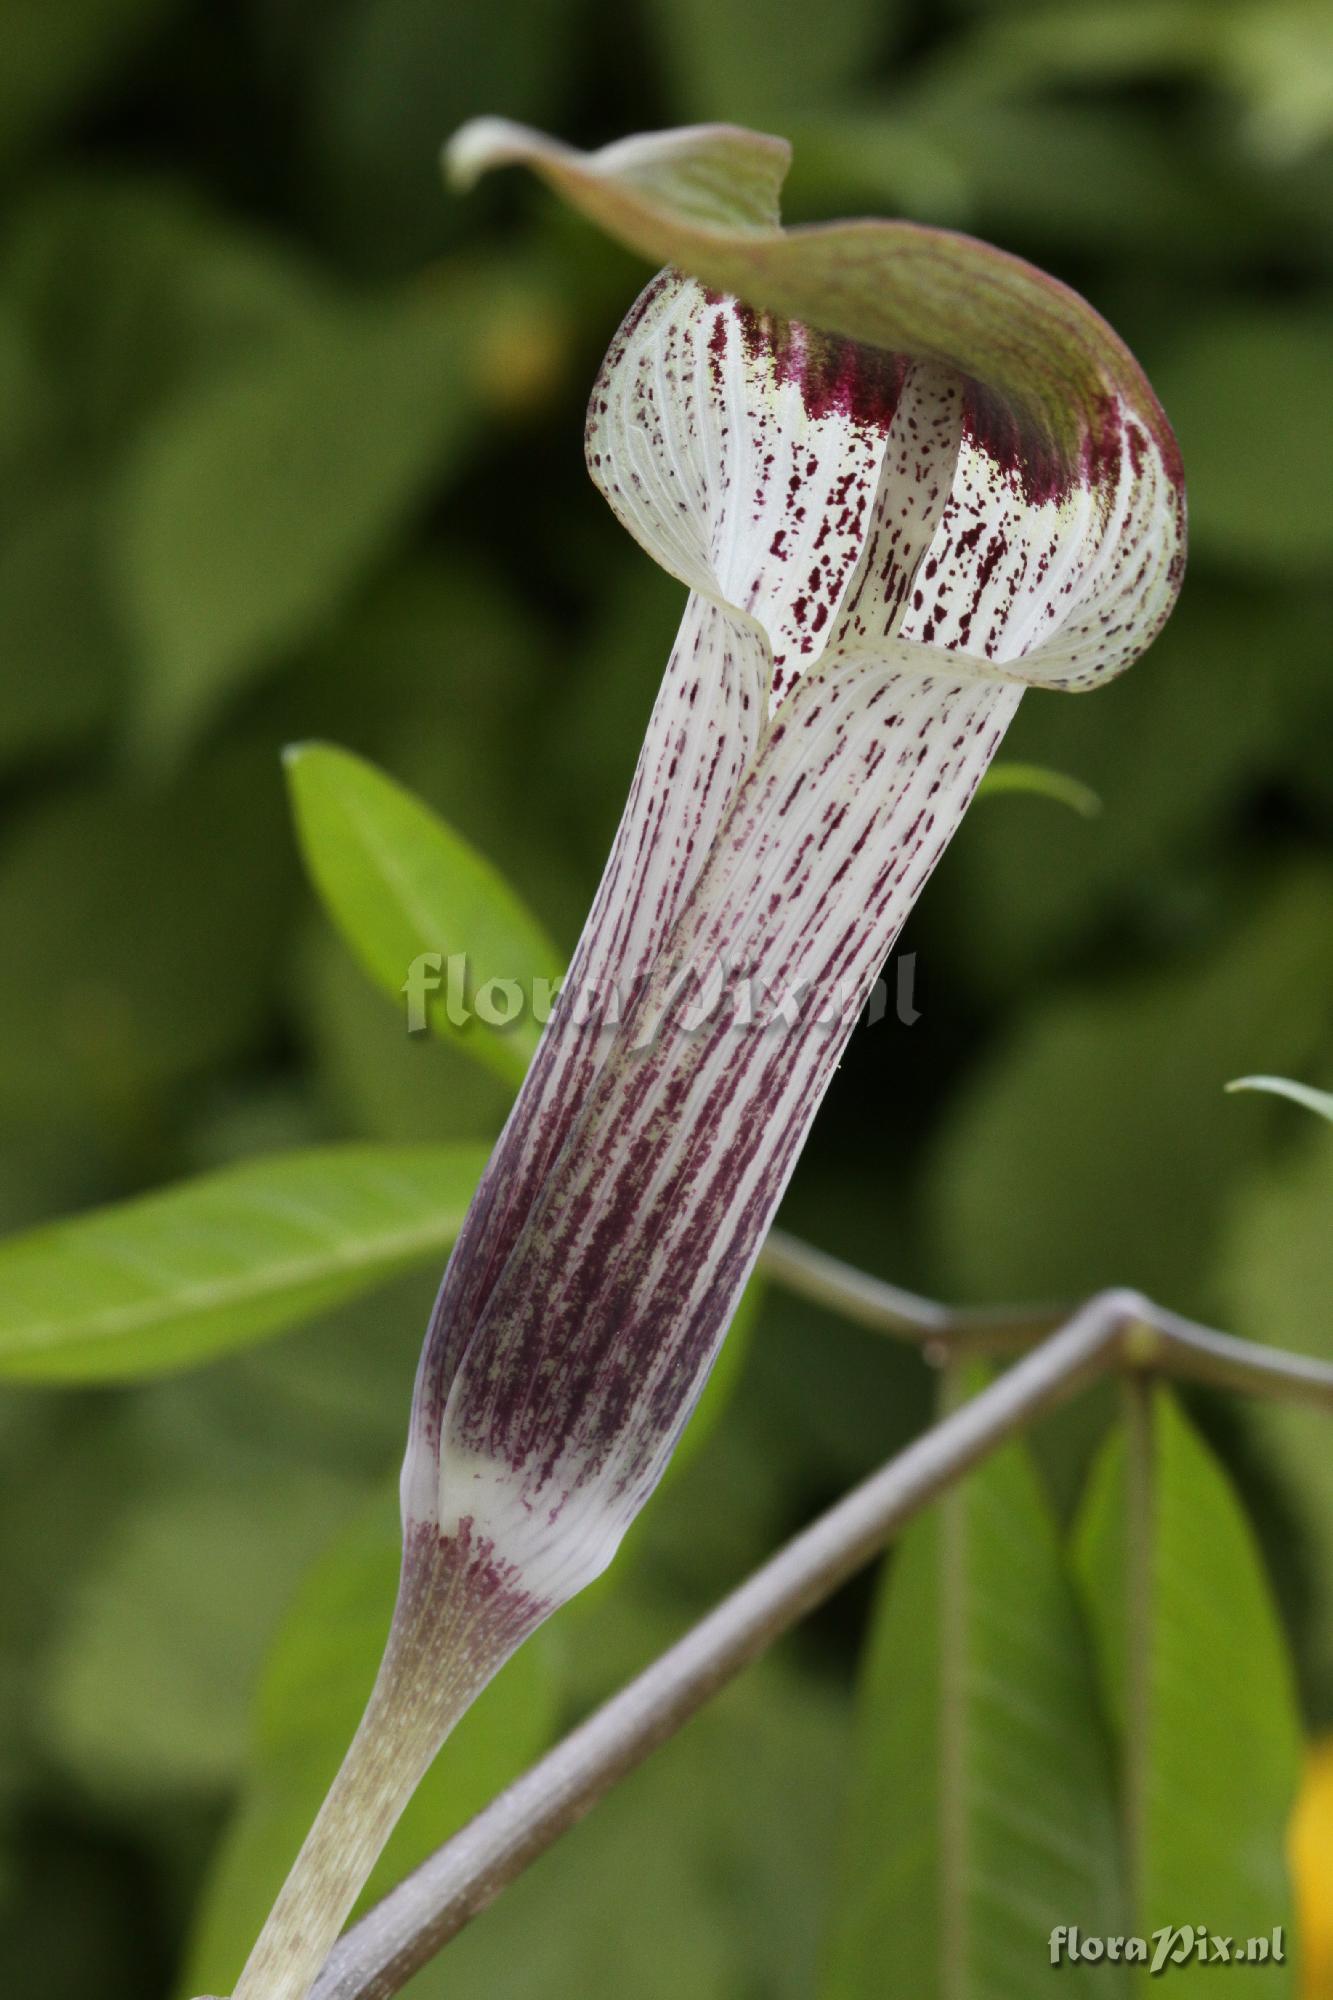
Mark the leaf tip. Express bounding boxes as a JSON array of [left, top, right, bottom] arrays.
[[1224, 1074, 1333, 1122], [977, 761, 1104, 818]]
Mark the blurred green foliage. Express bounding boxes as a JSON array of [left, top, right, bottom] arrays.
[[825, 1376, 1127, 1998], [1074, 1395, 1302, 1981], [0, 0, 1329, 1994]]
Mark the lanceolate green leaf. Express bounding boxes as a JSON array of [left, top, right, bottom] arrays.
[[286, 742, 562, 1089], [180, 1485, 558, 2000], [1074, 1394, 1302, 1988], [0, 1142, 486, 1381], [978, 760, 1103, 818], [117, 284, 481, 758], [925, 870, 1333, 1307], [821, 1403, 1125, 2000], [43, 1439, 358, 1803]]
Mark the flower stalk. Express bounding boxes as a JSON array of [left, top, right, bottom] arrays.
[[229, 1527, 542, 2000]]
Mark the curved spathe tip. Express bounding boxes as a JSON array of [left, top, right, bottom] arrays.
[[444, 117, 564, 194], [444, 116, 1185, 512], [446, 116, 792, 234]]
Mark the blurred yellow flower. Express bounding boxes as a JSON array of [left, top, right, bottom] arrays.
[[1292, 1737, 1333, 1997]]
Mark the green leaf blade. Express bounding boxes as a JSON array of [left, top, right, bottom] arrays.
[[0, 1142, 486, 1381], [116, 286, 480, 758], [978, 760, 1103, 818], [1074, 1393, 1302, 1987], [822, 1417, 1125, 1999], [286, 741, 561, 1087]]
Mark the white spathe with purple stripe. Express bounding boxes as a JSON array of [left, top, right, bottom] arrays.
[[410, 268, 1180, 1608], [225, 125, 1187, 2000]]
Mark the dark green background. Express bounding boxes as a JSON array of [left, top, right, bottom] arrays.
[[0, 0, 1329, 1993]]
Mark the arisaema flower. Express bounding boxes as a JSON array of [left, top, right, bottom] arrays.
[[225, 121, 1185, 2000]]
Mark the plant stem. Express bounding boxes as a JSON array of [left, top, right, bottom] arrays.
[[762, 1237, 1333, 1408], [310, 1301, 1120, 2000], [308, 1275, 1333, 2000], [759, 1229, 1064, 1352]]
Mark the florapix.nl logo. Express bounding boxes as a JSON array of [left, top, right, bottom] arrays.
[[401, 950, 925, 1042], [1050, 1925, 1287, 1973]]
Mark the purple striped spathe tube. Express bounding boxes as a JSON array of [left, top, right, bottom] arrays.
[[223, 123, 1185, 2000]]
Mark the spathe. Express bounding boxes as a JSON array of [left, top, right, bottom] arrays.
[[223, 121, 1185, 2000]]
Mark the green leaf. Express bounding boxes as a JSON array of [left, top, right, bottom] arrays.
[[1, 174, 326, 463], [0, 752, 294, 1126], [821, 1397, 1125, 1999], [302, 0, 574, 272], [41, 1437, 358, 1801], [644, 0, 891, 127], [0, 1142, 486, 1381], [290, 556, 546, 859], [934, 582, 1331, 992], [899, 0, 1333, 168], [180, 1483, 559, 1999], [978, 759, 1103, 818], [798, 99, 1226, 258], [1222, 1122, 1333, 1365], [1074, 1393, 1302, 1977], [0, 1390, 152, 1803], [1151, 309, 1333, 574], [926, 871, 1333, 1308], [0, 482, 116, 770], [1219, 0, 1333, 161], [115, 284, 480, 757], [286, 742, 561, 1087], [299, 926, 515, 1144], [423, 1655, 848, 2000], [1226, 1074, 1333, 1124], [1220, 1131, 1333, 1716]]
